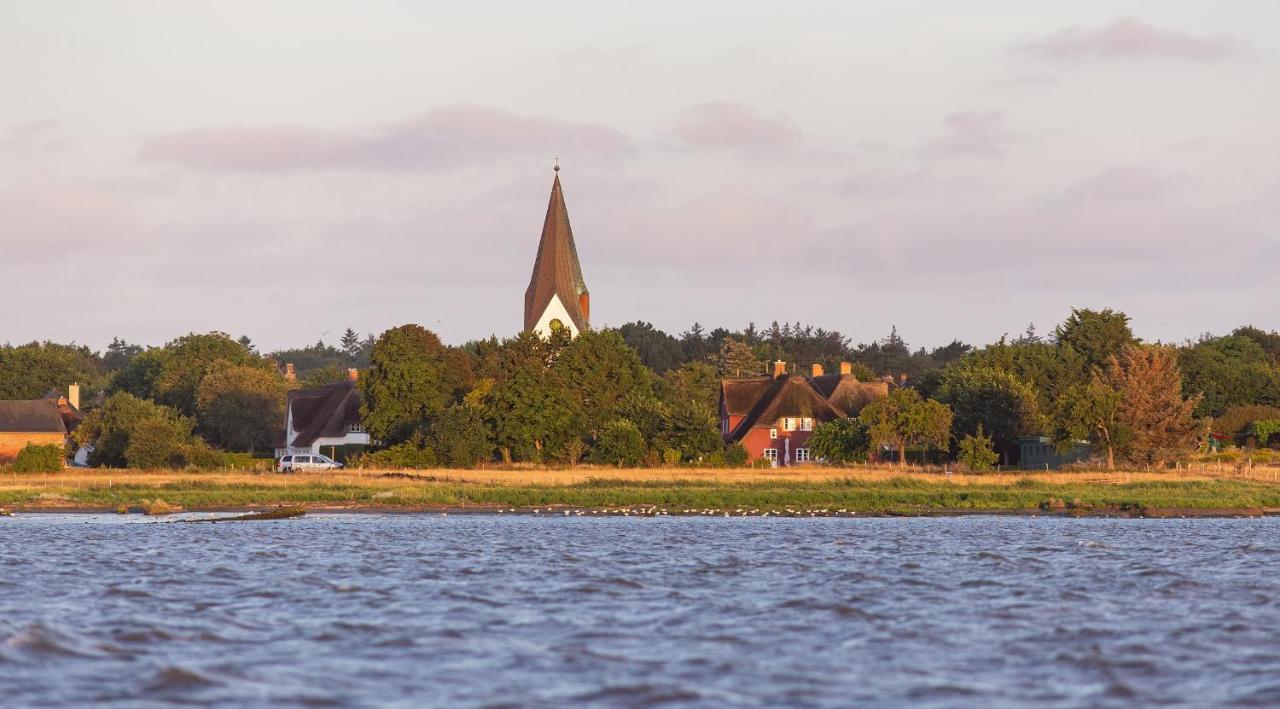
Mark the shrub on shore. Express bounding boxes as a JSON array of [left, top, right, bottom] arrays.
[[13, 444, 65, 473], [351, 443, 438, 469]]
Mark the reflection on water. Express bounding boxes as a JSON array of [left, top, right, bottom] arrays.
[[2, 514, 1279, 706]]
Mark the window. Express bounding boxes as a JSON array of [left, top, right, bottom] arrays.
[[795, 448, 810, 463], [348, 423, 365, 433], [769, 428, 778, 439], [783, 417, 796, 431], [800, 418, 813, 431], [762, 448, 778, 462]]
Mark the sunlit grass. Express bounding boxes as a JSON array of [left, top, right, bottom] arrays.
[[2, 465, 1279, 514]]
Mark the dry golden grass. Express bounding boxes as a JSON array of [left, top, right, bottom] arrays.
[[4, 462, 1278, 497]]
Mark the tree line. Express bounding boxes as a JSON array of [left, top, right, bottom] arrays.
[[3, 309, 1279, 469]]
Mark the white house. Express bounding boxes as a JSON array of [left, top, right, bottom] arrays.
[[274, 369, 370, 458]]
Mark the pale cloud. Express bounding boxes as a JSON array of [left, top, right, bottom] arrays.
[[139, 105, 634, 173], [667, 101, 800, 155], [1, 120, 70, 155], [1020, 17, 1239, 61], [928, 112, 1018, 158]]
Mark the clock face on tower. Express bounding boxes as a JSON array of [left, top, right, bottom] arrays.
[[548, 318, 566, 333]]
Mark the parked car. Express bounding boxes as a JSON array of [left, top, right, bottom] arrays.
[[277, 453, 344, 473]]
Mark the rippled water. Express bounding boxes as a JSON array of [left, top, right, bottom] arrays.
[[2, 514, 1278, 707]]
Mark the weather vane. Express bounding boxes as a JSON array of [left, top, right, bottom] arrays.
[[554, 155, 560, 172]]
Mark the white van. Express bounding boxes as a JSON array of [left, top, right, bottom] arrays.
[[277, 453, 343, 473]]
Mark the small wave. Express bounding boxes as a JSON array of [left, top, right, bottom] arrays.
[[146, 665, 218, 691], [1076, 540, 1112, 549], [3, 623, 109, 659], [572, 683, 702, 705]]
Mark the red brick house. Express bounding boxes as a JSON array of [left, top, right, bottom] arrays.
[[720, 362, 889, 465]]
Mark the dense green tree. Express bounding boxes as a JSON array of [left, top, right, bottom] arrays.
[[1055, 381, 1125, 469], [300, 365, 349, 389], [426, 405, 493, 468], [656, 400, 722, 461], [340, 328, 363, 360], [614, 321, 685, 373], [959, 338, 1065, 412], [808, 418, 871, 464], [658, 361, 720, 413], [553, 331, 652, 433], [937, 366, 1041, 464], [360, 325, 472, 445], [0, 342, 105, 399], [112, 332, 268, 417], [74, 392, 195, 468], [618, 391, 669, 447], [103, 337, 143, 373], [860, 388, 953, 466], [1054, 308, 1136, 374], [195, 365, 287, 452], [110, 348, 169, 401], [125, 417, 190, 469], [1178, 335, 1280, 417], [483, 366, 581, 462], [589, 419, 646, 467], [1232, 325, 1280, 364], [709, 338, 762, 378]]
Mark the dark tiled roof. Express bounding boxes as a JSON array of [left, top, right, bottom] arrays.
[[0, 400, 67, 434], [524, 173, 589, 333], [810, 374, 890, 416], [284, 381, 362, 447], [725, 375, 845, 442]]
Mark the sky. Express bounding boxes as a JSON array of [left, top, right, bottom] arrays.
[[2, 1, 1278, 352]]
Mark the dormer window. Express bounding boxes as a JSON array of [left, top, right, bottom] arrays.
[[348, 423, 365, 433], [782, 418, 796, 431], [800, 418, 813, 431]]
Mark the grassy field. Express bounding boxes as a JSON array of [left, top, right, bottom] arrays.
[[3, 465, 1280, 516]]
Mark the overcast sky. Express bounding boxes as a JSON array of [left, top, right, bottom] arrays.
[[3, 1, 1278, 352]]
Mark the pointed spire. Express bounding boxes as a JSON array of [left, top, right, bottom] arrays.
[[524, 166, 589, 336]]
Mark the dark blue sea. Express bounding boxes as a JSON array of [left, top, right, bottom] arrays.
[[2, 514, 1278, 707]]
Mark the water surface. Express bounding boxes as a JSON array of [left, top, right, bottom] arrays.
[[2, 514, 1278, 706]]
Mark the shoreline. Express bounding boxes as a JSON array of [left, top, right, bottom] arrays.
[[5, 467, 1280, 520], [6, 503, 1277, 519]]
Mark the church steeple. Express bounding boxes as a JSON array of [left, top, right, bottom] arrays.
[[524, 166, 589, 337]]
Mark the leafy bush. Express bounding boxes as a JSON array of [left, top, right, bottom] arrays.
[[426, 405, 493, 468], [589, 420, 645, 467], [1213, 405, 1280, 441], [662, 448, 682, 466], [352, 443, 438, 469], [74, 392, 196, 468], [125, 418, 190, 469], [808, 418, 870, 464], [751, 458, 774, 469], [702, 451, 728, 467], [13, 443, 65, 473], [184, 440, 228, 469], [726, 443, 748, 467], [957, 423, 1000, 472]]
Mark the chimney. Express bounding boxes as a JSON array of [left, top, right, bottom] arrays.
[[839, 362, 852, 376], [772, 360, 787, 378], [347, 368, 359, 382], [285, 363, 296, 383], [811, 363, 824, 377], [68, 383, 80, 410]]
